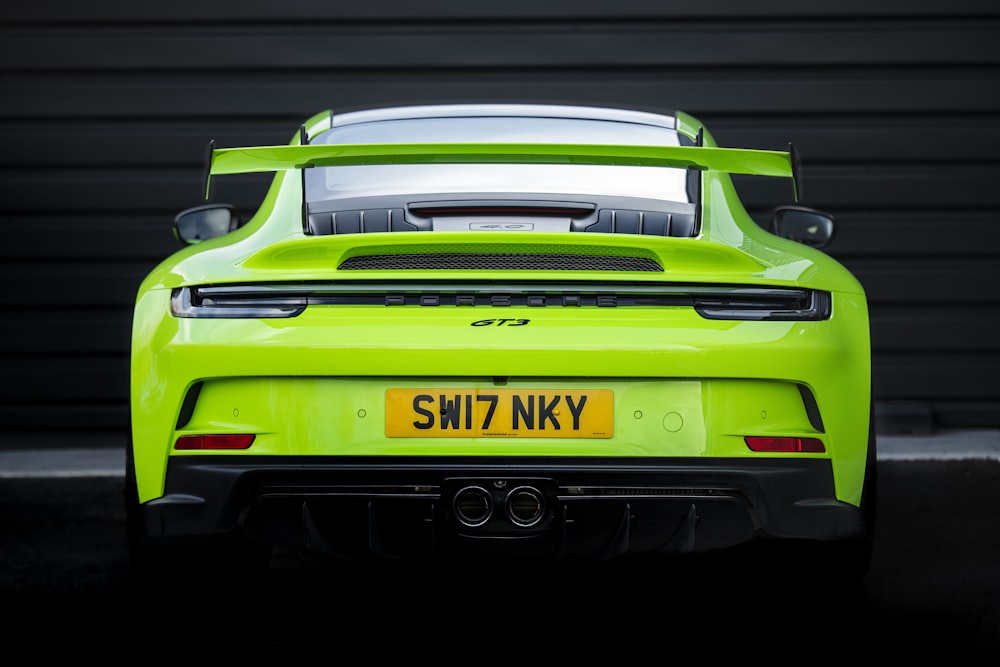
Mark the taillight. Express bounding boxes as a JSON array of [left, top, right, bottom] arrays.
[[744, 436, 825, 453], [171, 286, 305, 319], [174, 434, 256, 450]]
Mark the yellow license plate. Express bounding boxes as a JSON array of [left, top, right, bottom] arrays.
[[385, 389, 614, 438]]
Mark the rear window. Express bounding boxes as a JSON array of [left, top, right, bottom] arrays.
[[305, 116, 691, 204]]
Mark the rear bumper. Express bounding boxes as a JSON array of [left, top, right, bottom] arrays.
[[141, 455, 866, 561]]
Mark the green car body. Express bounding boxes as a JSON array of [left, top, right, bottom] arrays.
[[127, 104, 874, 576]]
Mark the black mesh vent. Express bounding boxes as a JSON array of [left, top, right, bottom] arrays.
[[337, 253, 663, 272]]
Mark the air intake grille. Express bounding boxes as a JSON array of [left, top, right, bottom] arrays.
[[338, 253, 663, 272]]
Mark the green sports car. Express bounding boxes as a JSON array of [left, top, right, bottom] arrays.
[[126, 103, 876, 578]]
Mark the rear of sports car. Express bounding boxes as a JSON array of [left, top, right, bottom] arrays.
[[127, 105, 875, 578]]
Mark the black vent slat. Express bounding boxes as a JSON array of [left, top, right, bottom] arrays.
[[306, 206, 694, 237], [337, 253, 663, 272], [578, 209, 694, 237], [670, 212, 696, 237], [308, 212, 332, 235], [306, 208, 412, 235], [615, 210, 641, 235], [334, 211, 361, 234]]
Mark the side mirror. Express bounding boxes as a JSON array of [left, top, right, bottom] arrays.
[[768, 205, 835, 249], [173, 204, 240, 244]]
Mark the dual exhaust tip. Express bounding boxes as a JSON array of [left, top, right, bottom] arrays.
[[453, 484, 546, 529]]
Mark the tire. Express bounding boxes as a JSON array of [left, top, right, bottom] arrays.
[[833, 409, 878, 582], [791, 403, 878, 586], [125, 436, 271, 579]]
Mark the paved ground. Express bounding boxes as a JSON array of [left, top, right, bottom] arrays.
[[3, 428, 1000, 478], [1, 431, 999, 659]]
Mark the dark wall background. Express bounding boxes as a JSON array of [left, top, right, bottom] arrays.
[[2, 1, 999, 446]]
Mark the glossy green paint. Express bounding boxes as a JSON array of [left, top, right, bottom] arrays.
[[130, 110, 871, 513], [179, 377, 817, 459], [206, 138, 799, 201], [131, 290, 870, 505], [209, 141, 794, 176]]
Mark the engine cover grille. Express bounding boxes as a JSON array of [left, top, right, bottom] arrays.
[[337, 253, 663, 272]]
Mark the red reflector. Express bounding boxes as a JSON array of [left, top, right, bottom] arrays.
[[744, 436, 825, 453], [174, 434, 256, 450]]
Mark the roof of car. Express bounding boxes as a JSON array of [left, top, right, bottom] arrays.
[[331, 104, 678, 131]]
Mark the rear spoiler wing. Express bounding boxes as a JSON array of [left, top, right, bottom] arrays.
[[203, 142, 802, 202]]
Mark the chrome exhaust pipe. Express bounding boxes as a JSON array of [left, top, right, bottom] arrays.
[[453, 486, 493, 527], [505, 486, 546, 527]]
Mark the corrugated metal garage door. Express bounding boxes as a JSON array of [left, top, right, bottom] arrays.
[[1, 1, 998, 443]]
